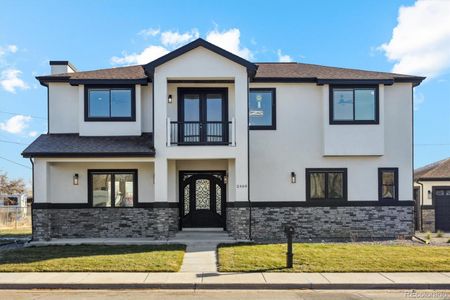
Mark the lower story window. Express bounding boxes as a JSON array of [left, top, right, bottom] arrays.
[[306, 168, 347, 201], [89, 170, 137, 207], [378, 168, 398, 201]]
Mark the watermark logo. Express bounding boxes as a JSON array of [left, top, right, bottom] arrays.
[[405, 290, 449, 299]]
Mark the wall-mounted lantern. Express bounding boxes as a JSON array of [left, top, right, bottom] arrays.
[[428, 190, 432, 199], [73, 173, 79, 185], [168, 94, 173, 104], [224, 174, 228, 184], [291, 172, 296, 184]]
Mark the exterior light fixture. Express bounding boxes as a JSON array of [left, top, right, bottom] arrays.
[[73, 173, 79, 185], [291, 172, 296, 184], [168, 94, 173, 103], [224, 174, 228, 184], [428, 190, 432, 199]]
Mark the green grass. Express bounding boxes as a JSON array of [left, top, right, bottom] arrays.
[[218, 243, 450, 272], [0, 228, 31, 238], [0, 244, 185, 272]]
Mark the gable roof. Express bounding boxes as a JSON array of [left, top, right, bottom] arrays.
[[36, 39, 426, 86], [415, 157, 450, 180], [143, 38, 258, 76]]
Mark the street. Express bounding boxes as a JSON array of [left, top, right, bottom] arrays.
[[0, 289, 449, 300]]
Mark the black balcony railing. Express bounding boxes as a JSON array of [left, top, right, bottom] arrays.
[[169, 121, 232, 145]]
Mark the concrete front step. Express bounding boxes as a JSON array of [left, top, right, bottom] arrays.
[[172, 230, 235, 242]]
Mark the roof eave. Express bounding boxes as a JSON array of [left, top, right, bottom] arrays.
[[36, 76, 150, 86], [394, 76, 426, 87], [21, 151, 155, 158]]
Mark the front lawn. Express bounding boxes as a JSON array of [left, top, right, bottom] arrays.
[[218, 243, 450, 272], [0, 244, 185, 272], [0, 228, 31, 238]]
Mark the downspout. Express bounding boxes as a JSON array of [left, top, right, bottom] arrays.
[[29, 158, 34, 241], [416, 179, 424, 232], [411, 85, 415, 233], [247, 74, 252, 241], [45, 84, 49, 134]]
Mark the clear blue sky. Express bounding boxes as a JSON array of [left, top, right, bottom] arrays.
[[1, 0, 449, 183]]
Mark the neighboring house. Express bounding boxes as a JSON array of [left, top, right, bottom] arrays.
[[414, 158, 450, 232], [22, 38, 425, 241]]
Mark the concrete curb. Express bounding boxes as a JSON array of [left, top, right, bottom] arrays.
[[0, 282, 449, 290]]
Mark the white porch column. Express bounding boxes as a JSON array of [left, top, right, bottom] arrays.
[[154, 158, 168, 202], [153, 69, 170, 203], [234, 73, 249, 202], [34, 158, 50, 203]]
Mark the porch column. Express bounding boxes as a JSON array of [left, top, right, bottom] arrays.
[[33, 158, 50, 203], [154, 158, 169, 202]]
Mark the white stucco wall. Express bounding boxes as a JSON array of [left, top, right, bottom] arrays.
[[48, 83, 79, 133], [47, 83, 150, 136], [34, 159, 154, 204], [323, 84, 385, 156], [249, 82, 413, 202], [141, 85, 153, 132], [79, 84, 142, 136]]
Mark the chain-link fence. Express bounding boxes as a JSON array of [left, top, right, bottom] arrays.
[[0, 206, 31, 229]]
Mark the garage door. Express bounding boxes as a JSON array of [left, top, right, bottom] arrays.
[[434, 188, 450, 231]]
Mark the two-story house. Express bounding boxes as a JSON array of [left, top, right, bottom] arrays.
[[23, 39, 424, 241]]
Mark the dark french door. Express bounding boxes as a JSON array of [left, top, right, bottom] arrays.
[[179, 171, 226, 229], [177, 88, 228, 144]]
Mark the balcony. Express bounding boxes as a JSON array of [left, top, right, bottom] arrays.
[[167, 118, 236, 146]]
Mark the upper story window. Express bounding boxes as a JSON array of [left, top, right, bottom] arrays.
[[249, 88, 276, 130], [378, 168, 398, 201], [85, 85, 135, 121], [330, 85, 379, 125], [306, 168, 347, 201]]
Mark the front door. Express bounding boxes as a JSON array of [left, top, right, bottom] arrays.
[[179, 171, 226, 229], [178, 88, 228, 144]]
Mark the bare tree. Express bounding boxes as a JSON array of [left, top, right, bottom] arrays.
[[0, 172, 26, 195]]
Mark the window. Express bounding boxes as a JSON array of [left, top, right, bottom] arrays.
[[88, 170, 137, 207], [330, 86, 378, 124], [306, 169, 347, 201], [249, 88, 276, 130], [85, 86, 135, 121], [378, 168, 398, 201]]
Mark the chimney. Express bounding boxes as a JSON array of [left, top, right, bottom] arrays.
[[49, 61, 77, 75]]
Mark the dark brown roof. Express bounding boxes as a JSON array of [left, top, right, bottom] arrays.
[[22, 133, 154, 158], [254, 62, 419, 81], [415, 157, 450, 180], [37, 62, 425, 86], [43, 65, 146, 80]]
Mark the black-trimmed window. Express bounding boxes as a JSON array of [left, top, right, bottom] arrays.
[[330, 85, 379, 124], [306, 168, 347, 201], [88, 170, 137, 207], [378, 168, 398, 201], [85, 85, 135, 121], [249, 88, 276, 130]]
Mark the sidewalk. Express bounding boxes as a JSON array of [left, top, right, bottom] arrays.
[[0, 272, 448, 290]]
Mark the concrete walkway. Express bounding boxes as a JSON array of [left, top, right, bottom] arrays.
[[0, 272, 448, 289], [170, 230, 236, 272]]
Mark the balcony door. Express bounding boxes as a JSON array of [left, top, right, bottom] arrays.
[[178, 88, 228, 144]]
